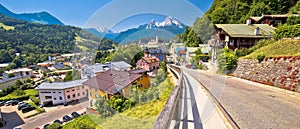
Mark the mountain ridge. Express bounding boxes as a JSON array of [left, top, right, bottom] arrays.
[[86, 16, 186, 43], [0, 4, 64, 25]]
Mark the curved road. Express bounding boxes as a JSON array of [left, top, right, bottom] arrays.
[[183, 68, 300, 129]]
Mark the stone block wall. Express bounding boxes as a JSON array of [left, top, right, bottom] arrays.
[[233, 57, 300, 92]]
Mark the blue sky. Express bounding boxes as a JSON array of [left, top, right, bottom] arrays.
[[0, 0, 213, 31]]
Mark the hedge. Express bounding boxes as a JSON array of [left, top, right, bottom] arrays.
[[0, 95, 30, 101]]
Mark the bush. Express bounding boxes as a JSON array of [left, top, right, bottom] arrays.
[[274, 25, 300, 40], [217, 47, 238, 74], [257, 52, 265, 63], [48, 123, 62, 129], [29, 96, 40, 105], [95, 96, 115, 118], [287, 16, 300, 25], [0, 95, 29, 101], [235, 48, 251, 57], [197, 64, 203, 70]]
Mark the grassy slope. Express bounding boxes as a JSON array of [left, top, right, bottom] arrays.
[[244, 40, 300, 59], [0, 22, 14, 30], [63, 78, 174, 129]]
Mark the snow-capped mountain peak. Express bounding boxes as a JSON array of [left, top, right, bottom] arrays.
[[146, 16, 183, 29], [96, 27, 119, 34]]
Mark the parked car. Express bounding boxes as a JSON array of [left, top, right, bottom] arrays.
[[0, 101, 6, 106], [5, 100, 19, 106], [71, 112, 80, 118], [18, 101, 26, 106], [201, 57, 209, 62], [62, 115, 72, 122], [21, 106, 35, 113], [43, 124, 49, 129], [18, 103, 30, 110], [53, 119, 62, 124]]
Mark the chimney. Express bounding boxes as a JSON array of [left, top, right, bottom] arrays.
[[246, 19, 251, 25], [254, 27, 260, 35]]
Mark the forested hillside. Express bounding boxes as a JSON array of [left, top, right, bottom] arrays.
[[205, 0, 298, 24], [0, 14, 115, 65], [192, 0, 300, 43]]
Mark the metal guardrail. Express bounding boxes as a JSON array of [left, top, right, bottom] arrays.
[[152, 65, 183, 129]]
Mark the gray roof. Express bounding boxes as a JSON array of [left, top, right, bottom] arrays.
[[215, 24, 275, 38], [110, 61, 131, 70], [35, 79, 87, 90], [85, 63, 109, 74]]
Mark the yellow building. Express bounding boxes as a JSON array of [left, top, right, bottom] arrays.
[[83, 69, 150, 107]]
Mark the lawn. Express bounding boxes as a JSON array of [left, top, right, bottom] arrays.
[[24, 89, 39, 96], [0, 22, 14, 30], [0, 89, 38, 100], [62, 78, 174, 129], [244, 40, 300, 59]]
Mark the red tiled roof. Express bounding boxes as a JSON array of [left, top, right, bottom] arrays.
[[141, 56, 160, 64], [178, 50, 186, 55], [83, 70, 142, 95], [130, 69, 147, 74]]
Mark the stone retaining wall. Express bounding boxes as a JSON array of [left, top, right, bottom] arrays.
[[233, 57, 300, 92]]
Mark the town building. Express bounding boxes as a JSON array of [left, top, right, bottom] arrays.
[[144, 47, 167, 62], [248, 14, 299, 27], [83, 69, 150, 107], [213, 24, 275, 50], [81, 63, 110, 79], [35, 79, 88, 106], [108, 61, 132, 71], [0, 68, 33, 89], [136, 51, 160, 71]]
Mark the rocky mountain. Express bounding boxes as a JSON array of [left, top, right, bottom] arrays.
[[86, 16, 185, 44], [0, 4, 64, 25]]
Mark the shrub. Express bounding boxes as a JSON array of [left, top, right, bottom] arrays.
[[0, 95, 29, 101], [235, 48, 251, 57], [48, 123, 62, 129], [274, 25, 300, 40], [95, 96, 115, 118], [257, 52, 266, 63], [217, 47, 238, 74], [197, 64, 203, 70], [29, 96, 40, 105]]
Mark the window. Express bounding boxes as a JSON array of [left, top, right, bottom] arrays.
[[54, 98, 56, 100], [82, 86, 84, 89], [66, 90, 70, 93], [72, 89, 75, 91], [59, 96, 62, 100], [53, 92, 56, 93], [45, 96, 52, 99], [83, 92, 85, 95], [58, 92, 62, 93], [67, 95, 70, 99], [41, 91, 51, 93], [137, 84, 143, 88], [78, 93, 80, 96], [73, 94, 76, 98]]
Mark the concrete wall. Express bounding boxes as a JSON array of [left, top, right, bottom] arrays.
[[233, 57, 300, 92]]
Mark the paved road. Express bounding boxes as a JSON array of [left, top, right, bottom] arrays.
[[14, 101, 88, 129], [183, 68, 300, 129], [171, 71, 226, 129]]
